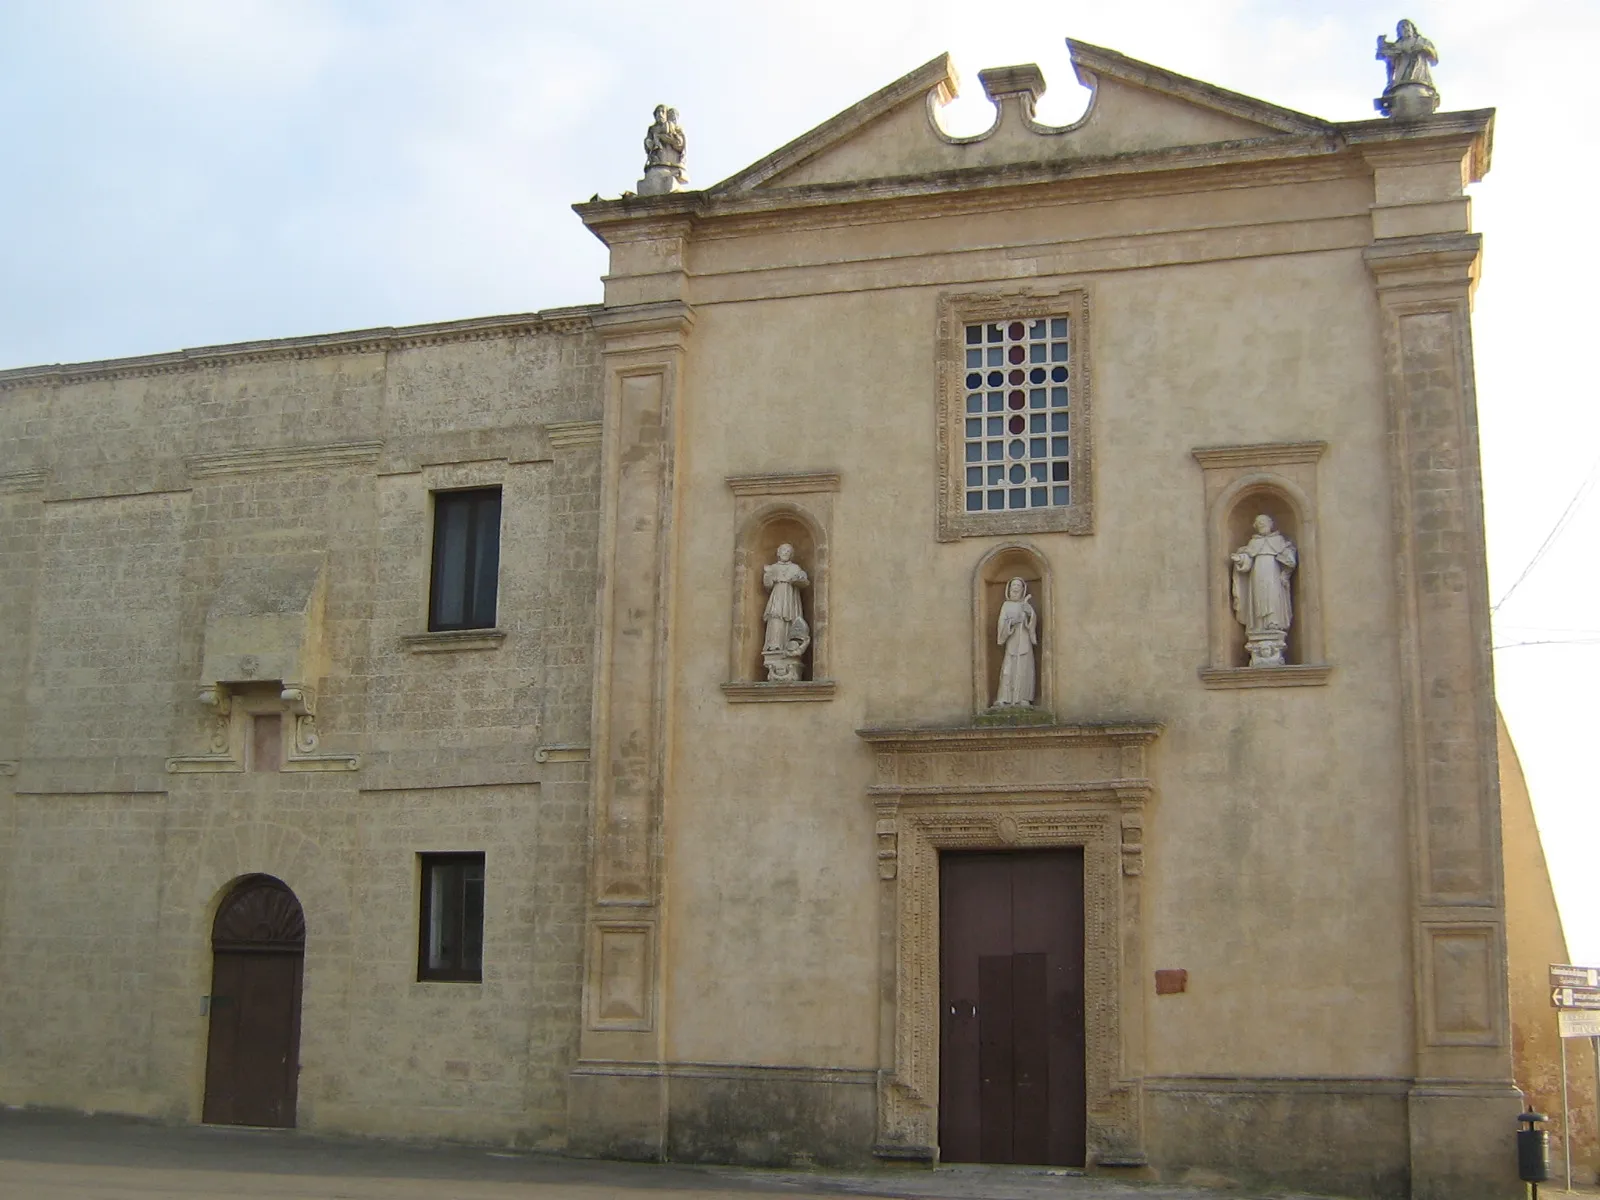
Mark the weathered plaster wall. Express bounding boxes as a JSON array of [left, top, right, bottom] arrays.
[[0, 314, 602, 1143], [1501, 711, 1599, 1184], [665, 172, 1411, 1083]]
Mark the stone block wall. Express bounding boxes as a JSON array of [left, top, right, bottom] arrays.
[[0, 309, 603, 1143]]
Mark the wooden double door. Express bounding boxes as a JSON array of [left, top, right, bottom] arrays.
[[939, 850, 1086, 1166], [202, 876, 305, 1128]]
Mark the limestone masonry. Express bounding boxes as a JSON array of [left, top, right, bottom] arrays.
[[1, 31, 1592, 1200]]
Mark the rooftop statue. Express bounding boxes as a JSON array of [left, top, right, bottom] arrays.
[[638, 104, 688, 196], [1375, 19, 1440, 119]]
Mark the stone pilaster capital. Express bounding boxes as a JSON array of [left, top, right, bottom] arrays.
[[1364, 232, 1481, 295], [592, 300, 696, 356]]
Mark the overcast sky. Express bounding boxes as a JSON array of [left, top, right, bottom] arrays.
[[2, 1, 1596, 964]]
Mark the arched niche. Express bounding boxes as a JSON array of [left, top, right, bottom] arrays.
[[723, 488, 835, 694], [1192, 442, 1330, 687], [1221, 482, 1309, 667], [971, 543, 1053, 716]]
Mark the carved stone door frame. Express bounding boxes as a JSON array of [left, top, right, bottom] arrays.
[[857, 722, 1160, 1167]]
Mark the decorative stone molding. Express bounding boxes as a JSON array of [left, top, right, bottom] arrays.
[[1192, 441, 1329, 686], [1197, 664, 1333, 689], [936, 288, 1093, 541], [0, 306, 599, 391], [588, 921, 655, 1031], [168, 681, 358, 773], [724, 471, 838, 698], [719, 680, 837, 703], [0, 469, 48, 495], [400, 629, 507, 654], [187, 441, 383, 479], [857, 721, 1160, 1167], [546, 420, 603, 450], [725, 471, 840, 497]]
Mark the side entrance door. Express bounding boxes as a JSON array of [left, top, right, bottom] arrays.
[[939, 849, 1086, 1166], [202, 875, 306, 1128]]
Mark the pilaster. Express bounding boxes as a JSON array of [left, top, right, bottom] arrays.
[[1366, 229, 1520, 1200], [568, 294, 693, 1159]]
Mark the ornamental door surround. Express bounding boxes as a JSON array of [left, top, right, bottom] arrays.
[[857, 721, 1160, 1167]]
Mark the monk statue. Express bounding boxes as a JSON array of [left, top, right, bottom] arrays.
[[638, 105, 688, 195], [993, 578, 1038, 707], [1375, 20, 1439, 118], [761, 544, 810, 682], [1231, 514, 1297, 667]]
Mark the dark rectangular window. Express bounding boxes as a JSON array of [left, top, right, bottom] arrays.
[[428, 488, 501, 631], [418, 853, 485, 982]]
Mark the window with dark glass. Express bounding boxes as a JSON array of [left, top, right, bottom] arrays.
[[418, 853, 485, 982], [428, 488, 501, 631]]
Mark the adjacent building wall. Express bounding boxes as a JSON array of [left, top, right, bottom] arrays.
[[1501, 710, 1599, 1184], [0, 312, 603, 1143]]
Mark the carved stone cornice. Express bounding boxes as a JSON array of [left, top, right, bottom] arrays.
[[0, 469, 49, 495], [590, 300, 695, 355], [1199, 664, 1333, 689], [721, 680, 837, 703], [1364, 232, 1482, 293], [187, 441, 384, 479], [857, 721, 1162, 755], [0, 307, 599, 391], [724, 471, 840, 496], [1191, 441, 1326, 469], [546, 420, 603, 450]]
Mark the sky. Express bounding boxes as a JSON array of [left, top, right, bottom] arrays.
[[1, 1, 1596, 963]]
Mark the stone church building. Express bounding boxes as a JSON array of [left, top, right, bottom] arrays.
[[0, 32, 1581, 1200]]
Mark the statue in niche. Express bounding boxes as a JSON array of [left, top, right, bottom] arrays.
[[638, 104, 688, 195], [1231, 514, 1298, 667], [1375, 19, 1439, 119], [761, 544, 810, 683], [993, 578, 1038, 707]]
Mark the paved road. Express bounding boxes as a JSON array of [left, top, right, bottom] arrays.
[[0, 1107, 1368, 1200]]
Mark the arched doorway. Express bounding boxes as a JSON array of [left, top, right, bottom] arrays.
[[202, 874, 305, 1127]]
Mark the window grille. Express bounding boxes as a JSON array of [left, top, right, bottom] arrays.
[[961, 317, 1072, 514]]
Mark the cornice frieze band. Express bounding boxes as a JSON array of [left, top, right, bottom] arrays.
[[0, 306, 600, 391]]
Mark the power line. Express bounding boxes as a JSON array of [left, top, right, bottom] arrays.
[[1492, 451, 1600, 613]]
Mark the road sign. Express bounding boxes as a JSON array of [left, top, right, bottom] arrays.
[[1558, 1010, 1600, 1039], [1551, 986, 1600, 1010], [1551, 964, 1600, 989]]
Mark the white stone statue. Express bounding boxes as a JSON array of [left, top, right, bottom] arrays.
[[1375, 19, 1439, 119], [1231, 514, 1298, 667], [761, 544, 810, 682], [638, 104, 688, 196], [993, 578, 1038, 707]]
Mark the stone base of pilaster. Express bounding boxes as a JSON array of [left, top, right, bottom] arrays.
[[1407, 1083, 1525, 1200]]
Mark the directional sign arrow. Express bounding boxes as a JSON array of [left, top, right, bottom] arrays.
[[1552, 986, 1600, 1010]]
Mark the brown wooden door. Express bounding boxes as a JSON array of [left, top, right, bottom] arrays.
[[939, 850, 1085, 1166], [202, 876, 305, 1128]]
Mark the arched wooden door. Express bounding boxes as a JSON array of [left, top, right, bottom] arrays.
[[202, 875, 305, 1127]]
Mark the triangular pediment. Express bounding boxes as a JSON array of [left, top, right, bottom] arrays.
[[713, 39, 1335, 195]]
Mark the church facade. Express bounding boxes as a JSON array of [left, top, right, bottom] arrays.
[[0, 34, 1543, 1200]]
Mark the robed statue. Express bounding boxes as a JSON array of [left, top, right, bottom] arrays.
[[1375, 20, 1439, 118], [638, 105, 688, 195], [761, 544, 810, 682], [993, 578, 1038, 707], [1231, 515, 1297, 667]]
